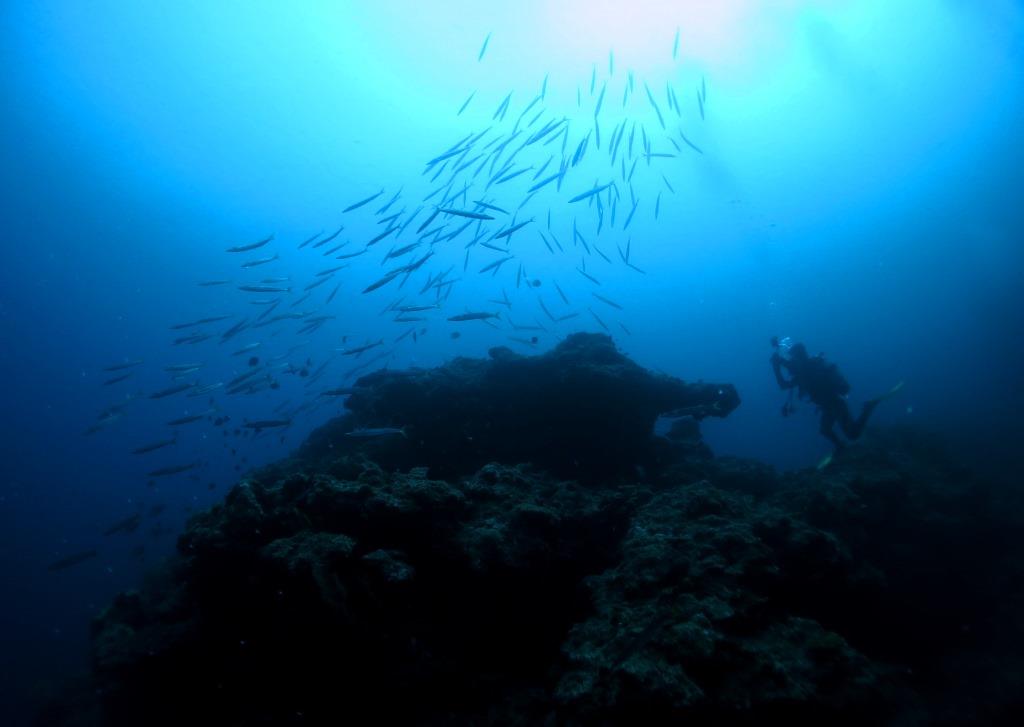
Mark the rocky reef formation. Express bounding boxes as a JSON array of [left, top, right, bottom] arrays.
[[38, 335, 1024, 726], [309, 332, 739, 479]]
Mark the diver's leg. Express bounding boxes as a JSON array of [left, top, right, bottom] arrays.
[[820, 411, 844, 450], [848, 398, 878, 440], [836, 400, 858, 439]]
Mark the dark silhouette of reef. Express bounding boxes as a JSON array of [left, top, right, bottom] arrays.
[[317, 332, 739, 479], [37, 334, 1024, 726]]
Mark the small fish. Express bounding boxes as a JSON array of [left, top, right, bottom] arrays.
[[623, 200, 639, 230], [149, 382, 195, 399], [169, 316, 231, 330], [304, 276, 332, 292], [478, 32, 491, 62], [591, 293, 623, 310], [679, 131, 703, 155], [519, 94, 542, 122], [532, 156, 554, 180], [342, 339, 384, 356], [298, 231, 323, 248], [494, 166, 533, 185], [447, 311, 500, 322], [228, 368, 262, 389], [589, 307, 610, 332], [221, 318, 250, 342], [527, 172, 562, 194], [47, 549, 98, 572], [417, 207, 442, 234], [192, 380, 226, 399], [438, 208, 494, 220], [344, 190, 384, 213], [385, 242, 422, 261], [377, 188, 402, 215], [479, 256, 514, 274], [147, 462, 200, 478], [241, 254, 279, 268], [576, 268, 601, 285], [238, 285, 291, 293], [243, 419, 292, 430], [673, 28, 680, 59], [426, 146, 468, 168], [367, 225, 400, 246], [103, 372, 133, 386], [197, 280, 230, 287], [362, 271, 401, 294], [594, 82, 607, 117], [474, 200, 508, 214], [103, 359, 144, 372], [132, 438, 176, 455], [313, 225, 344, 248], [489, 288, 512, 308], [568, 183, 613, 204], [225, 234, 273, 253], [173, 333, 211, 345], [539, 232, 553, 254], [346, 427, 407, 438], [320, 387, 356, 397], [103, 513, 142, 536], [458, 91, 475, 115], [163, 363, 203, 373], [526, 119, 564, 146], [644, 82, 666, 129], [494, 218, 533, 239]]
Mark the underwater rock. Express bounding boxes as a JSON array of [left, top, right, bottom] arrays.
[[334, 332, 739, 478], [38, 345, 1024, 726]]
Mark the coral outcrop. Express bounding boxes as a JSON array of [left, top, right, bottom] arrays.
[[38, 335, 1024, 726], [319, 332, 739, 478]]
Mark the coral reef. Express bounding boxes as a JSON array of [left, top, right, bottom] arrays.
[[38, 335, 1024, 726]]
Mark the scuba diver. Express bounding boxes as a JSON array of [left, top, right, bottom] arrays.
[[770, 336, 903, 453]]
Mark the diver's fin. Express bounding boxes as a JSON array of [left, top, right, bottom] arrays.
[[870, 380, 905, 405], [816, 452, 834, 471]]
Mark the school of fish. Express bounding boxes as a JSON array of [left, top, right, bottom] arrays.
[[65, 33, 710, 569]]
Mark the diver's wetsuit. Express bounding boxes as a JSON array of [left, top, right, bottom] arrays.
[[771, 347, 878, 451]]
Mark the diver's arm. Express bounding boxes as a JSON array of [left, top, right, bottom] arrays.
[[771, 353, 795, 390]]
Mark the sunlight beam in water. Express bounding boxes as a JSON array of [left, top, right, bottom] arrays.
[[538, 0, 810, 74]]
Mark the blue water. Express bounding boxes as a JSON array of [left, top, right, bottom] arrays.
[[1, 1, 1022, 722]]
